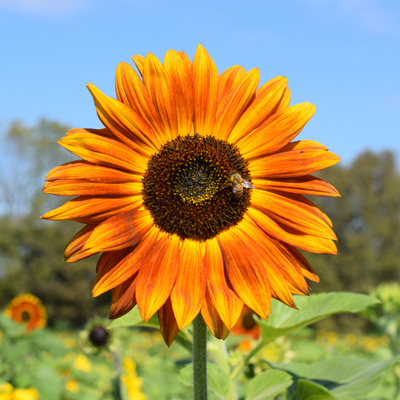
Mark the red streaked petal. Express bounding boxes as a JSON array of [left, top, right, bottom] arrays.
[[87, 83, 157, 155], [217, 230, 271, 320], [115, 62, 165, 148], [92, 226, 159, 296], [201, 292, 230, 340], [58, 132, 147, 175], [164, 49, 194, 137], [217, 65, 246, 116], [45, 161, 139, 183], [66, 127, 114, 139], [64, 225, 96, 263], [143, 53, 178, 141], [238, 102, 316, 158], [234, 222, 298, 307], [277, 87, 291, 111], [251, 190, 336, 240], [246, 207, 337, 254], [249, 148, 340, 178], [253, 175, 340, 197], [204, 238, 243, 330], [109, 274, 138, 319], [214, 68, 260, 141], [192, 44, 219, 137], [82, 209, 153, 255], [178, 50, 192, 69], [241, 217, 310, 297], [132, 54, 145, 77], [136, 234, 180, 321], [41, 195, 142, 224], [229, 76, 288, 143], [43, 180, 142, 197], [170, 240, 206, 329], [158, 297, 179, 347]]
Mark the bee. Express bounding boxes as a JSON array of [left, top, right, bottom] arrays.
[[229, 172, 255, 199]]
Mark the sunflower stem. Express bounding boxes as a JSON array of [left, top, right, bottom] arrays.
[[193, 313, 208, 400]]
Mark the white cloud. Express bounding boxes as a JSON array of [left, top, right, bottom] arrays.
[[0, 0, 89, 17], [300, 0, 400, 36]]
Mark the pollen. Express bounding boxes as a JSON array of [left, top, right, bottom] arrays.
[[142, 134, 252, 241]]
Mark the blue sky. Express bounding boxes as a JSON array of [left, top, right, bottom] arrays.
[[1, 0, 399, 165]]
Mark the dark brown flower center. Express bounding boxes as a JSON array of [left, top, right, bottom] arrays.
[[142, 134, 252, 241], [21, 310, 31, 322]]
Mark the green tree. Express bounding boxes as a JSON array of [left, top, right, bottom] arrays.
[[0, 119, 110, 325]]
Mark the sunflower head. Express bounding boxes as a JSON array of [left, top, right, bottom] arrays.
[[4, 294, 47, 332], [42, 45, 340, 345]]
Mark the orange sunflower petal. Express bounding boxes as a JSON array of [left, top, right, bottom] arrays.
[[109, 274, 138, 319], [234, 222, 298, 307], [217, 229, 271, 320], [277, 87, 291, 111], [249, 147, 340, 178], [41, 195, 142, 224], [45, 160, 140, 183], [143, 53, 178, 141], [229, 76, 288, 143], [132, 54, 145, 77], [201, 291, 230, 340], [204, 238, 243, 330], [252, 175, 340, 197], [81, 209, 153, 256], [170, 240, 206, 329], [87, 83, 157, 155], [247, 207, 337, 254], [136, 234, 180, 322], [241, 217, 310, 294], [251, 190, 336, 242], [217, 65, 246, 116], [178, 50, 192, 69], [164, 49, 194, 136], [158, 297, 180, 347], [192, 44, 219, 137], [93, 226, 159, 296], [43, 180, 142, 197], [64, 225, 96, 263], [115, 62, 165, 148], [213, 68, 260, 141], [238, 102, 316, 159], [58, 131, 147, 175]]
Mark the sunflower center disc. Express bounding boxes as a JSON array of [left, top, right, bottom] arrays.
[[21, 310, 31, 322], [142, 134, 253, 241]]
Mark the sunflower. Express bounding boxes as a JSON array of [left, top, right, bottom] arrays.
[[42, 45, 339, 345], [232, 306, 260, 340], [4, 294, 47, 332]]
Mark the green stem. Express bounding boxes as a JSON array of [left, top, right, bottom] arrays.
[[193, 313, 208, 400]]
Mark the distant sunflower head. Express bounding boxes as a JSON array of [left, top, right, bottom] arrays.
[[5, 294, 47, 332], [42, 45, 340, 346], [232, 306, 261, 340]]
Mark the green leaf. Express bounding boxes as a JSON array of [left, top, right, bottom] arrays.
[[208, 363, 229, 399], [271, 355, 400, 400], [32, 365, 63, 400], [107, 307, 159, 329], [259, 292, 378, 343], [179, 363, 230, 399], [246, 369, 293, 400], [297, 380, 337, 400], [178, 363, 193, 387]]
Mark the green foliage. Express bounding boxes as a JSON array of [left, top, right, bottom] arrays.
[[245, 370, 293, 400], [258, 292, 379, 344]]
